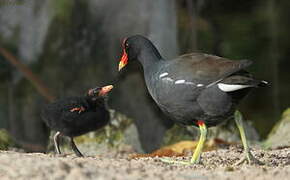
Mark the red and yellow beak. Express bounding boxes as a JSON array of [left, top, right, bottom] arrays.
[[99, 85, 114, 96], [118, 49, 128, 71]]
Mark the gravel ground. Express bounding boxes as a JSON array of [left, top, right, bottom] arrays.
[[0, 146, 289, 180]]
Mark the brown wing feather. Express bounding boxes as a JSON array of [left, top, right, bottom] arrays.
[[164, 53, 252, 85]]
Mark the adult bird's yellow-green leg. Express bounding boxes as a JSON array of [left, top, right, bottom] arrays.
[[234, 111, 264, 165], [190, 121, 207, 163], [160, 121, 207, 165]]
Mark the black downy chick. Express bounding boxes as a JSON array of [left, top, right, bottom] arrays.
[[41, 85, 113, 157]]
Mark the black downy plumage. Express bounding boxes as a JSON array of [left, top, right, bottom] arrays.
[[42, 85, 113, 157]]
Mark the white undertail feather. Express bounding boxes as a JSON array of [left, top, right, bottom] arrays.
[[162, 77, 173, 82], [185, 82, 195, 85], [217, 83, 252, 92]]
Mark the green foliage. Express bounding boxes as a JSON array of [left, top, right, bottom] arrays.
[[267, 108, 290, 137], [74, 110, 133, 148], [264, 108, 290, 149], [50, 0, 74, 24], [0, 129, 15, 150], [0, 0, 23, 7]]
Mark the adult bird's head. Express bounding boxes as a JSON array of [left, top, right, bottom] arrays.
[[87, 85, 113, 100], [118, 35, 162, 71]]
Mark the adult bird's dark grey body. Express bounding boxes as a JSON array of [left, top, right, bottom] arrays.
[[144, 53, 258, 127], [118, 35, 267, 165]]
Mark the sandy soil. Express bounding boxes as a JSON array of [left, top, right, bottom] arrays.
[[0, 146, 289, 180]]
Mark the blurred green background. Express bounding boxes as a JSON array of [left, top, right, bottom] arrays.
[[0, 0, 289, 152]]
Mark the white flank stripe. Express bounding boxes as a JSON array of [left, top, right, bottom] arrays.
[[218, 83, 251, 92], [162, 77, 173, 82], [197, 84, 204, 87], [159, 72, 168, 78], [175, 80, 186, 84], [185, 82, 195, 85]]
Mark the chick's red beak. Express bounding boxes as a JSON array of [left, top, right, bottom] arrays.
[[99, 85, 114, 96], [118, 49, 128, 71]]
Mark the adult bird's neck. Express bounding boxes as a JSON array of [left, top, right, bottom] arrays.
[[137, 43, 163, 70]]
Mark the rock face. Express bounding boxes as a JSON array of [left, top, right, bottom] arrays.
[[265, 108, 290, 149], [0, 0, 178, 153]]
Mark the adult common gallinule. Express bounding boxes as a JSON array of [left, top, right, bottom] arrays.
[[118, 35, 267, 165], [41, 85, 113, 157]]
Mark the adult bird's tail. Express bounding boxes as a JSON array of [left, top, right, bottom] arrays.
[[257, 80, 269, 87]]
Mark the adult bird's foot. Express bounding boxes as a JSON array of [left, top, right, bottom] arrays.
[[70, 106, 85, 113], [160, 157, 199, 165], [235, 151, 264, 165]]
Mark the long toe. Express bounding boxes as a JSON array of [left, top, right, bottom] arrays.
[[160, 157, 199, 165], [235, 151, 264, 165]]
